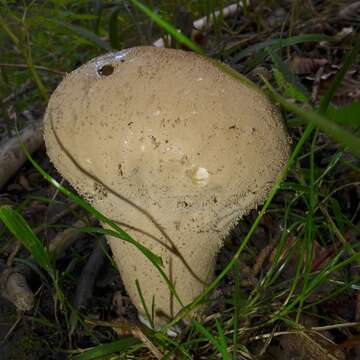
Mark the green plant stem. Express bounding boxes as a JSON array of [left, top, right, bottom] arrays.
[[129, 0, 203, 54], [295, 129, 317, 322]]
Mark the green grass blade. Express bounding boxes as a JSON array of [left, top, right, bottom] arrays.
[[135, 279, 155, 330], [232, 34, 334, 63], [0, 205, 53, 274], [267, 47, 309, 100], [215, 319, 229, 358], [13, 257, 50, 285], [69, 226, 160, 267], [192, 319, 231, 360], [45, 19, 111, 50], [72, 337, 141, 360], [129, 0, 203, 54], [94, 3, 115, 34], [327, 102, 360, 126], [109, 7, 122, 50], [272, 67, 308, 102], [232, 261, 241, 359], [263, 78, 360, 158]]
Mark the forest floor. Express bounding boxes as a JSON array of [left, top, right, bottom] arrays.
[[0, 0, 360, 359]]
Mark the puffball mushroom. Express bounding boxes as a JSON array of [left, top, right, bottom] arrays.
[[44, 46, 290, 330]]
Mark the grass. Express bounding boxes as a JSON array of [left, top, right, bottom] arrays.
[[1, 0, 360, 359]]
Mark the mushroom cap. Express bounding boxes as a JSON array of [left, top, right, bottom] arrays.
[[44, 46, 289, 237]]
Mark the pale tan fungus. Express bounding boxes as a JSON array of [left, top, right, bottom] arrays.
[[44, 46, 290, 330]]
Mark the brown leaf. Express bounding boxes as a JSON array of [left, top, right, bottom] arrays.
[[290, 56, 328, 75]]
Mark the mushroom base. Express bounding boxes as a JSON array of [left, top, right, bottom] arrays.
[[106, 225, 223, 330]]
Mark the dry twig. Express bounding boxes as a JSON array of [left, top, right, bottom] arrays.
[[73, 240, 105, 311], [0, 120, 43, 190]]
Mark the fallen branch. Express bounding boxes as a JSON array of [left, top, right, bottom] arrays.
[[73, 240, 105, 310], [0, 120, 43, 190], [0, 267, 34, 311], [152, 2, 245, 48]]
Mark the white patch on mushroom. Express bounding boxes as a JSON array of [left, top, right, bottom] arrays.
[[114, 50, 129, 61], [191, 166, 209, 186]]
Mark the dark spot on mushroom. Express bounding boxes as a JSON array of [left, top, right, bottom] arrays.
[[118, 163, 124, 176], [150, 135, 160, 148], [229, 125, 237, 130], [98, 64, 114, 76], [94, 181, 108, 199]]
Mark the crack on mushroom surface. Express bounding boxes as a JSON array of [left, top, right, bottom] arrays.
[[44, 46, 290, 330]]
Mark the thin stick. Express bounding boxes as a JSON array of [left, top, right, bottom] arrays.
[[152, 2, 245, 48], [0, 120, 43, 190]]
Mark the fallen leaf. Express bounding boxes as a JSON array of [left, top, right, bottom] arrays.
[[290, 56, 328, 75]]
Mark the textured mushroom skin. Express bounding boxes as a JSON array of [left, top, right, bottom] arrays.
[[44, 46, 290, 326]]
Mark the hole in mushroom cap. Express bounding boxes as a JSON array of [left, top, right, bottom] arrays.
[[97, 64, 114, 76], [191, 166, 209, 186]]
